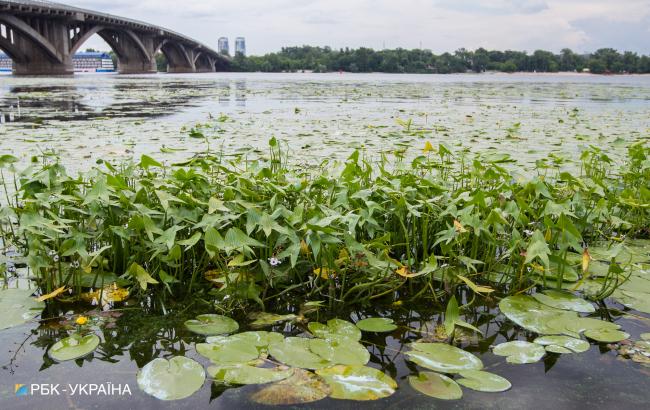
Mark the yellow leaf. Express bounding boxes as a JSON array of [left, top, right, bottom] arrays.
[[544, 227, 552, 242], [80, 283, 130, 304], [582, 248, 591, 273], [453, 220, 467, 233], [422, 141, 434, 153], [457, 274, 495, 294], [313, 267, 336, 279], [300, 240, 310, 255], [36, 286, 67, 302], [395, 266, 418, 278]]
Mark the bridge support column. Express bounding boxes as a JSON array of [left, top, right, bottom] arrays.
[[0, 15, 73, 75]]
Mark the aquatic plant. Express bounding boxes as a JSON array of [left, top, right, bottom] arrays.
[[0, 139, 647, 313]]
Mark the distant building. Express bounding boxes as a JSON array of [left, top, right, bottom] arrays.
[[218, 37, 229, 55], [0, 52, 114, 73], [235, 37, 246, 56]]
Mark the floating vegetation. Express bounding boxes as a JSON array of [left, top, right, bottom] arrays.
[[184, 314, 239, 336], [409, 371, 463, 400], [137, 357, 206, 401], [405, 343, 483, 373], [533, 335, 590, 354], [250, 368, 331, 405], [0, 288, 44, 330], [315, 365, 397, 401], [355, 317, 398, 333], [456, 370, 512, 392], [493, 341, 546, 364], [208, 364, 293, 385], [47, 333, 100, 361]]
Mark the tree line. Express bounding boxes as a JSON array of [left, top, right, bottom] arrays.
[[226, 46, 650, 74]]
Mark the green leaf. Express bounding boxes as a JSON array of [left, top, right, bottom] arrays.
[[137, 357, 205, 400], [184, 314, 239, 336], [250, 368, 331, 405], [48, 333, 100, 362], [208, 364, 293, 385], [139, 154, 162, 169], [444, 296, 459, 337], [355, 318, 397, 333], [525, 230, 551, 267], [127, 262, 159, 290], [316, 365, 397, 401], [456, 370, 511, 392], [406, 343, 483, 373], [493, 341, 546, 364], [0, 288, 44, 330], [409, 371, 462, 400]]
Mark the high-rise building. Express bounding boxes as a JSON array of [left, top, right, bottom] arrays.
[[218, 37, 229, 55], [235, 37, 246, 56]]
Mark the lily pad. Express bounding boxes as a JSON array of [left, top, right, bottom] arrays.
[[457, 370, 511, 392], [641, 333, 650, 341], [309, 319, 361, 341], [309, 338, 370, 366], [250, 369, 331, 405], [546, 316, 619, 337], [248, 312, 297, 329], [0, 288, 44, 330], [533, 335, 590, 353], [185, 314, 238, 336], [316, 365, 397, 401], [499, 295, 576, 335], [207, 331, 283, 348], [137, 357, 205, 400], [355, 318, 397, 333], [493, 341, 545, 364], [405, 342, 483, 373], [196, 339, 260, 365], [532, 290, 595, 313], [269, 337, 331, 369], [208, 364, 294, 385], [584, 329, 630, 343], [409, 371, 462, 400], [48, 333, 100, 361]]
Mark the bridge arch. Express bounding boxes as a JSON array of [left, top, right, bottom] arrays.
[[157, 39, 195, 73]]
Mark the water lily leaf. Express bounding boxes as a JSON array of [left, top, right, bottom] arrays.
[[185, 314, 239, 335], [532, 290, 595, 313], [405, 343, 483, 373], [207, 331, 284, 348], [196, 340, 259, 365], [493, 341, 546, 364], [0, 288, 44, 330], [316, 365, 397, 401], [250, 368, 331, 405], [545, 345, 573, 354], [584, 329, 630, 343], [457, 370, 512, 392], [248, 312, 297, 329], [269, 337, 331, 369], [308, 338, 370, 366], [533, 335, 590, 353], [641, 333, 650, 341], [409, 371, 462, 400], [137, 357, 205, 400], [208, 364, 293, 385], [309, 318, 361, 341], [355, 317, 397, 333], [499, 295, 577, 335], [48, 333, 100, 361]]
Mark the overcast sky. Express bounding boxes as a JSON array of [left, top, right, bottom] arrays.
[[71, 0, 650, 55]]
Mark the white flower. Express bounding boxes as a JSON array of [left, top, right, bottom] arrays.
[[523, 229, 533, 237], [268, 257, 281, 267], [71, 261, 80, 269], [91, 298, 98, 306], [53, 255, 60, 262], [48, 250, 57, 257]]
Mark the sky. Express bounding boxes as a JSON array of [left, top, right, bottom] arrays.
[[69, 0, 650, 55]]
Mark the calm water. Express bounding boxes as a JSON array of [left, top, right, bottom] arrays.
[[0, 72, 649, 409]]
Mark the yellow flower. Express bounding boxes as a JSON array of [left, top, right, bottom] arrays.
[[422, 141, 434, 153], [75, 316, 88, 326]]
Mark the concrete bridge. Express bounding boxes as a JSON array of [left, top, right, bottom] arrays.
[[0, 0, 228, 75]]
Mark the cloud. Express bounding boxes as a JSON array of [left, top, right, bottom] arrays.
[[66, 0, 650, 54]]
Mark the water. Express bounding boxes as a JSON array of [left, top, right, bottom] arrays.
[[0, 72, 649, 409], [1, 72, 649, 174]]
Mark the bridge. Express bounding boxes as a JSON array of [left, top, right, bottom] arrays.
[[0, 0, 229, 75]]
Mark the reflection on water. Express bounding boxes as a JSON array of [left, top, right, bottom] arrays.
[[0, 296, 648, 409]]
